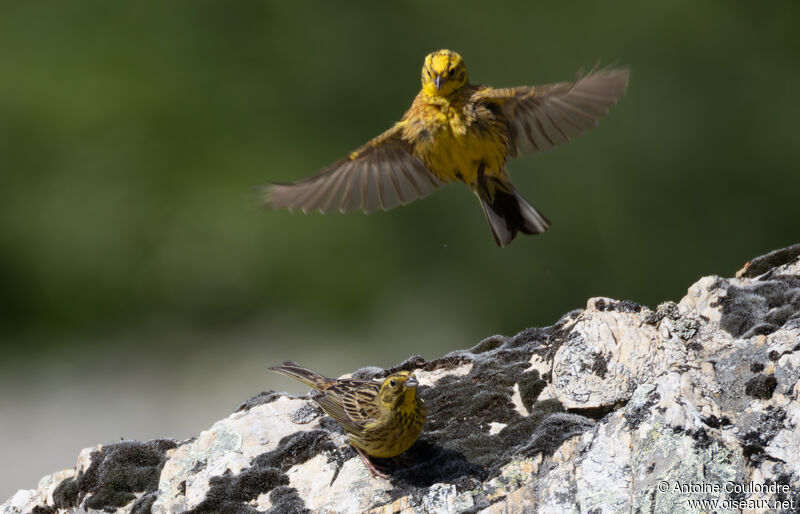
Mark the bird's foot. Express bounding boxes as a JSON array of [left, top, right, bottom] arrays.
[[355, 447, 391, 479]]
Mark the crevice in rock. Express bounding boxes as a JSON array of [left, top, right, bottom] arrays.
[[568, 403, 618, 422]]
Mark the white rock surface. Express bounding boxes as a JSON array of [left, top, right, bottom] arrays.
[[3, 246, 799, 513]]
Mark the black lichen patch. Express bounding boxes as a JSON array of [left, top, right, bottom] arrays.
[[683, 427, 716, 451], [501, 411, 594, 458], [541, 317, 583, 362], [51, 439, 178, 512], [738, 408, 787, 466], [589, 352, 608, 379], [511, 325, 565, 349], [317, 415, 347, 436], [350, 365, 386, 380], [290, 403, 323, 424], [644, 301, 680, 325], [236, 391, 282, 412], [701, 415, 732, 429], [617, 299, 644, 313], [718, 276, 800, 338], [52, 476, 79, 509], [765, 341, 800, 365], [744, 374, 778, 400], [130, 491, 158, 514], [189, 468, 287, 514], [517, 370, 547, 413], [623, 387, 661, 430], [685, 341, 703, 352], [737, 244, 800, 278], [384, 354, 430, 375], [31, 506, 56, 514], [254, 430, 339, 471], [268, 486, 311, 514], [593, 298, 643, 313], [237, 391, 303, 413], [188, 430, 337, 514], [714, 335, 798, 414], [769, 472, 800, 506], [469, 335, 505, 354]]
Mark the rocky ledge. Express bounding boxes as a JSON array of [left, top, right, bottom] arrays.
[[4, 244, 800, 514]]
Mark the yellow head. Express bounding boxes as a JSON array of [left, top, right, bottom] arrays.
[[378, 371, 420, 409], [421, 49, 468, 97]]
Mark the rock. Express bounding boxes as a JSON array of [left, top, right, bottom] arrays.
[[4, 245, 800, 513]]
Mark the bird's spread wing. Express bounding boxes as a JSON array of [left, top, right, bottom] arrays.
[[264, 125, 442, 214], [317, 380, 382, 433], [476, 68, 629, 157]]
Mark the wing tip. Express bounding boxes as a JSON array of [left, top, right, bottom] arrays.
[[575, 64, 631, 97], [261, 182, 334, 215], [259, 183, 284, 211]]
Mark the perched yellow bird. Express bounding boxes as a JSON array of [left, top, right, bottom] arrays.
[[264, 49, 629, 246], [269, 361, 426, 478]]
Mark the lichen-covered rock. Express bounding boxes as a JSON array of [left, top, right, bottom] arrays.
[[4, 245, 800, 513]]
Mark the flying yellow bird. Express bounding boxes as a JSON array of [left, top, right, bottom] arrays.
[[264, 49, 629, 246], [269, 362, 426, 479]]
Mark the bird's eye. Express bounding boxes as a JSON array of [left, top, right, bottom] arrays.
[[448, 68, 456, 78], [390, 379, 397, 387]]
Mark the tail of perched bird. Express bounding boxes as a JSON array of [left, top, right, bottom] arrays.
[[268, 361, 328, 390], [476, 177, 550, 247]]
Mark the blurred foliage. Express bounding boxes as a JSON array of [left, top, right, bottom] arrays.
[[1, 0, 799, 359]]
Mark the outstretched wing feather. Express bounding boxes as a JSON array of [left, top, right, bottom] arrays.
[[264, 126, 442, 214], [478, 68, 629, 157]]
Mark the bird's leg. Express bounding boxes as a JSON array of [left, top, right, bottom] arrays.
[[354, 446, 391, 479]]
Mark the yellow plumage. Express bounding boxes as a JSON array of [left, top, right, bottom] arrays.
[[265, 49, 629, 246]]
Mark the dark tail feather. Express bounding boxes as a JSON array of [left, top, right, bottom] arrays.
[[268, 361, 327, 390], [477, 185, 550, 247]]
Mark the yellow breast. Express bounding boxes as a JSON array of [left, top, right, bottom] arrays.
[[407, 98, 509, 186], [348, 396, 426, 458]]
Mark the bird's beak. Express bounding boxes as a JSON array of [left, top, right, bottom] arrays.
[[405, 377, 418, 388], [434, 75, 443, 91]]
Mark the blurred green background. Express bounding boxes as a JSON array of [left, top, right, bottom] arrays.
[[1, 0, 798, 499]]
